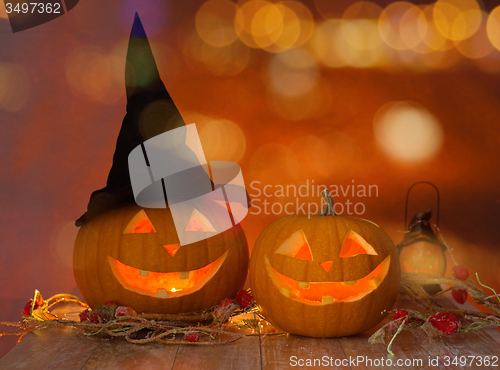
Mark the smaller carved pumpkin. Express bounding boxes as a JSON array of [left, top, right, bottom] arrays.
[[249, 190, 401, 337]]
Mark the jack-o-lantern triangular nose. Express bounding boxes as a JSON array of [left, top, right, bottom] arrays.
[[320, 261, 333, 273], [164, 244, 180, 257]]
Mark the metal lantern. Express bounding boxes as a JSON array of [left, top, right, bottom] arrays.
[[397, 182, 446, 294]]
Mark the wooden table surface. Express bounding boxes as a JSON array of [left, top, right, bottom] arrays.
[[1, 295, 499, 370]]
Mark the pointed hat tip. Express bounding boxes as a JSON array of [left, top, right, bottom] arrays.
[[131, 12, 147, 39]]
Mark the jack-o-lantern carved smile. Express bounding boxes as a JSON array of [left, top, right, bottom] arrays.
[[108, 251, 228, 298], [265, 229, 391, 305]]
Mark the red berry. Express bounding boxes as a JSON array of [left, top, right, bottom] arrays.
[[104, 300, 117, 306], [88, 308, 110, 323], [115, 306, 138, 318], [219, 297, 235, 307], [21, 299, 40, 317], [498, 326, 500, 334], [79, 309, 90, 321], [213, 297, 238, 323], [452, 289, 468, 305], [428, 312, 460, 335], [452, 266, 469, 281], [184, 330, 200, 342], [392, 309, 410, 324], [21, 300, 32, 317], [235, 290, 253, 309]]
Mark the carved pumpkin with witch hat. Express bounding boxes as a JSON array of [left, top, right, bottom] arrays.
[[74, 14, 250, 314]]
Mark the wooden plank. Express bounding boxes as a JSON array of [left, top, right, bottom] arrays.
[[0, 328, 100, 370], [339, 329, 431, 370], [261, 334, 349, 370], [455, 299, 500, 345], [337, 296, 432, 370], [410, 329, 500, 370], [83, 340, 179, 370], [403, 296, 500, 370], [172, 336, 260, 370]]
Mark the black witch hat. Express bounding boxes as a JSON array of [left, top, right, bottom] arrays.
[[76, 14, 202, 226]]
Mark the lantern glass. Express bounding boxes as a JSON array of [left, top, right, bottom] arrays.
[[399, 239, 446, 275]]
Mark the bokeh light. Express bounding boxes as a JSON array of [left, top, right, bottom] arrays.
[[379, 2, 420, 51], [234, 0, 313, 53], [183, 0, 500, 72], [341, 2, 384, 51], [399, 5, 428, 52], [201, 41, 251, 76], [456, 15, 494, 59], [486, 6, 500, 51], [199, 119, 247, 163], [420, 5, 455, 52], [0, 63, 30, 112], [65, 47, 123, 104], [183, 28, 251, 76], [373, 101, 444, 163], [235, 0, 274, 48], [282, 1, 315, 48], [183, 113, 247, 163], [310, 19, 389, 68], [433, 0, 481, 42], [342, 19, 383, 51], [196, 0, 239, 47], [251, 3, 293, 50], [266, 48, 318, 97], [49, 222, 78, 269], [309, 19, 347, 68]]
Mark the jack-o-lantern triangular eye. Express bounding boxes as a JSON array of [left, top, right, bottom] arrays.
[[339, 230, 377, 257], [275, 230, 313, 261], [185, 209, 216, 232], [123, 210, 156, 234]]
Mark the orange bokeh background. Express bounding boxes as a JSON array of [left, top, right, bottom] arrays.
[[1, 0, 500, 357]]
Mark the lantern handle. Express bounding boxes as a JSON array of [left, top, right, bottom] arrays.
[[404, 181, 440, 230]]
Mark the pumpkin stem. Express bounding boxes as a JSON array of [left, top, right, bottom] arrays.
[[319, 189, 337, 216]]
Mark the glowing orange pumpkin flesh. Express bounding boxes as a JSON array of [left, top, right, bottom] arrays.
[[319, 261, 333, 272], [265, 255, 391, 305], [123, 210, 156, 234], [339, 230, 377, 257], [295, 243, 313, 260], [108, 251, 228, 298], [164, 244, 180, 257]]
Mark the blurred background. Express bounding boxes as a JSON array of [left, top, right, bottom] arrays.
[[1, 0, 500, 358]]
